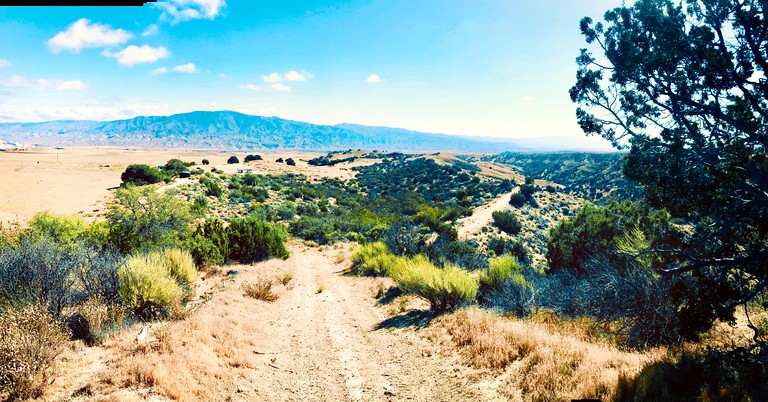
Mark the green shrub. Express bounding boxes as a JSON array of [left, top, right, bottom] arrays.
[[185, 234, 225, 268], [117, 250, 192, 319], [24, 212, 87, 247], [285, 158, 296, 166], [0, 305, 67, 401], [350, 242, 397, 276], [509, 192, 527, 207], [227, 156, 239, 164], [388, 255, 478, 311], [244, 154, 262, 162], [227, 215, 290, 263], [491, 210, 522, 235], [120, 164, 169, 186], [480, 255, 523, 289]]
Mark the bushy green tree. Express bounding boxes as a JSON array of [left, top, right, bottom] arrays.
[[547, 201, 675, 274], [491, 210, 522, 235], [107, 186, 194, 253], [120, 164, 169, 186], [571, 0, 768, 334], [227, 156, 239, 164]]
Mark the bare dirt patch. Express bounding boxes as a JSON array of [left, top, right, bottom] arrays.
[[40, 243, 495, 401]]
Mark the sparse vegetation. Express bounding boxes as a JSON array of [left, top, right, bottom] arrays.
[[388, 255, 478, 312], [243, 276, 278, 301]]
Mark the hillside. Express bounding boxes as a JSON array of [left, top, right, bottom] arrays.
[[0, 111, 519, 153]]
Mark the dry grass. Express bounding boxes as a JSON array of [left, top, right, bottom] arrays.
[[277, 272, 293, 286], [242, 276, 279, 302], [434, 308, 666, 401]]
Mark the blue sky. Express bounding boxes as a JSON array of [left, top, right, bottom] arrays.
[[0, 0, 625, 144]]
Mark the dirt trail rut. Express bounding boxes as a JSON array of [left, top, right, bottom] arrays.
[[233, 245, 484, 401], [457, 189, 517, 240]]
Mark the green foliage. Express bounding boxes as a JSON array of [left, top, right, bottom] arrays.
[[487, 236, 529, 263], [491, 210, 522, 235], [546, 200, 674, 274], [388, 255, 478, 311], [159, 248, 197, 288], [117, 250, 192, 319], [275, 157, 284, 163], [480, 255, 523, 290], [107, 186, 194, 254], [24, 212, 87, 247], [509, 192, 527, 208], [244, 154, 262, 162], [572, 0, 768, 336], [285, 157, 296, 166], [227, 155, 239, 164], [164, 158, 194, 176], [120, 164, 169, 186], [227, 215, 290, 264], [201, 159, 209, 165], [199, 176, 223, 197], [350, 242, 397, 276]]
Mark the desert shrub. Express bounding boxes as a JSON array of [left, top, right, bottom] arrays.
[[107, 186, 194, 254], [350, 242, 397, 276], [227, 156, 239, 164], [201, 159, 209, 165], [160, 249, 197, 288], [491, 210, 522, 234], [117, 250, 192, 319], [532, 258, 680, 347], [388, 255, 478, 311], [277, 201, 297, 221], [121, 164, 169, 186], [487, 236, 530, 262], [426, 233, 487, 271], [242, 276, 278, 302], [24, 212, 87, 247], [296, 201, 320, 217], [285, 158, 296, 166], [384, 221, 428, 257], [275, 157, 284, 163], [164, 158, 194, 176], [199, 176, 223, 197], [184, 234, 225, 268], [67, 297, 126, 346], [73, 245, 123, 302], [478, 255, 532, 316], [509, 192, 527, 207], [0, 238, 78, 319], [227, 215, 290, 263], [0, 305, 67, 401], [546, 200, 676, 274], [191, 194, 209, 215], [244, 154, 262, 162]]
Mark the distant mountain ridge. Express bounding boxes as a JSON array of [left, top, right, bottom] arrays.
[[0, 111, 520, 152]]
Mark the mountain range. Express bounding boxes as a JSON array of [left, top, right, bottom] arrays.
[[0, 110, 610, 152]]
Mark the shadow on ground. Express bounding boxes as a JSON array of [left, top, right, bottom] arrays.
[[374, 309, 441, 331]]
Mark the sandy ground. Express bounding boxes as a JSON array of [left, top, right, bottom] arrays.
[[41, 243, 503, 401], [0, 147, 376, 224], [456, 189, 517, 241]]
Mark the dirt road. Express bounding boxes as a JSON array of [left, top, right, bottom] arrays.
[[44, 244, 501, 401], [456, 188, 517, 240], [229, 245, 487, 401]]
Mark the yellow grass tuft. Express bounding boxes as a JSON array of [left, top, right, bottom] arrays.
[[242, 276, 279, 302]]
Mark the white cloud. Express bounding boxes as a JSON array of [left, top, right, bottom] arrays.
[[0, 103, 178, 123], [0, 59, 11, 68], [262, 72, 282, 83], [172, 62, 198, 73], [284, 70, 312, 81], [522, 96, 534, 102], [142, 24, 160, 36], [366, 74, 382, 83], [57, 80, 86, 90], [219, 73, 227, 79], [47, 18, 132, 53], [270, 83, 290, 92], [239, 84, 262, 91], [150, 67, 168, 75], [156, 0, 226, 24], [104, 45, 169, 67], [0, 75, 86, 91]]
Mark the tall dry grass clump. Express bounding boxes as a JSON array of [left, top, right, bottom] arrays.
[[437, 308, 663, 401], [0, 305, 67, 401], [242, 275, 279, 302], [388, 255, 478, 311], [349, 241, 397, 276], [118, 249, 197, 319]]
